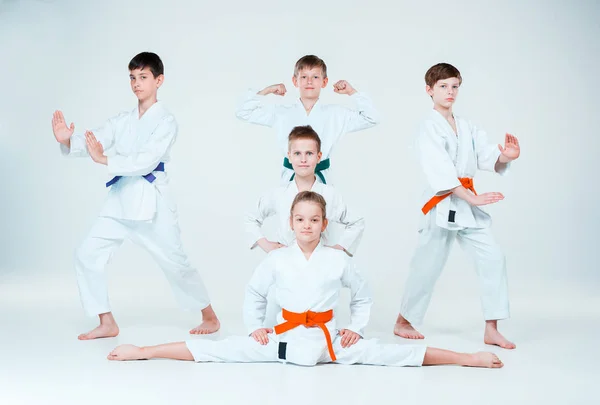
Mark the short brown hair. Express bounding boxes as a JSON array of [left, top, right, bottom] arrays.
[[288, 125, 321, 152], [294, 55, 327, 78], [425, 63, 462, 88], [290, 191, 327, 219]]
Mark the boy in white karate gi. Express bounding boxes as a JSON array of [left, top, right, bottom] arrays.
[[245, 125, 364, 257], [235, 54, 380, 185], [52, 52, 220, 340], [394, 63, 521, 349], [108, 191, 503, 369]]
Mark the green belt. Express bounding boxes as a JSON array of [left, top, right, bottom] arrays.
[[283, 157, 330, 184]]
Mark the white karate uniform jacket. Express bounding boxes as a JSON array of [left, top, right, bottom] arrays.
[[244, 180, 365, 256], [61, 101, 177, 221], [415, 109, 510, 231]]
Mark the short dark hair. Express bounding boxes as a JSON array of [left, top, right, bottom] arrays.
[[425, 63, 462, 87], [128, 52, 164, 78]]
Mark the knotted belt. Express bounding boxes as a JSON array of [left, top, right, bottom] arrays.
[[274, 308, 336, 361], [421, 177, 476, 215], [105, 162, 165, 187]]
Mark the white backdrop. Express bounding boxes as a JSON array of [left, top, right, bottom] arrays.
[[0, 0, 598, 329]]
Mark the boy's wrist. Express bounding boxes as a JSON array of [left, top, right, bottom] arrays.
[[498, 155, 512, 164], [95, 155, 108, 165], [257, 87, 273, 96]]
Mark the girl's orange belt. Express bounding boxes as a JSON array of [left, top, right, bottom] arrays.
[[274, 309, 336, 361]]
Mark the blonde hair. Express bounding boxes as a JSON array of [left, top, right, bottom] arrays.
[[290, 191, 327, 219]]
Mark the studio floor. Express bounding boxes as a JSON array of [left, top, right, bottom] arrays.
[[1, 270, 595, 405]]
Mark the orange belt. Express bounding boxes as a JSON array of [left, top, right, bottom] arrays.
[[274, 309, 336, 362], [421, 177, 476, 215]]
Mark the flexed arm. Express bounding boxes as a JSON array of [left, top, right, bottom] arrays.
[[235, 84, 286, 127]]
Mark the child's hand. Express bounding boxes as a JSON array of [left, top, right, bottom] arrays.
[[251, 328, 273, 345], [498, 133, 520, 162], [333, 80, 357, 95], [258, 238, 286, 253], [470, 192, 504, 206], [52, 110, 74, 145], [85, 131, 107, 165], [339, 329, 361, 348], [259, 84, 287, 96]]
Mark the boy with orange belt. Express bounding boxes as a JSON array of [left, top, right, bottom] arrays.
[[394, 63, 521, 350]]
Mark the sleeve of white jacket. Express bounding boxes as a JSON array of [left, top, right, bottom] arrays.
[[243, 254, 276, 335], [473, 125, 511, 175], [340, 92, 381, 133], [244, 189, 279, 249], [341, 260, 372, 336], [59, 114, 121, 157], [107, 115, 176, 176], [415, 123, 461, 195], [329, 190, 365, 256], [235, 89, 278, 127]]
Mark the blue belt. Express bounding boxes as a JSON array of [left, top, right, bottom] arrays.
[[105, 162, 165, 187], [283, 157, 330, 184]]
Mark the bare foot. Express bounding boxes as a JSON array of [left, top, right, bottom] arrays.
[[107, 345, 146, 361], [484, 322, 516, 349], [78, 323, 119, 340], [394, 318, 424, 339], [464, 352, 504, 368], [189, 318, 220, 335]]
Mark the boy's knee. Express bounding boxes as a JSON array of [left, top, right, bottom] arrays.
[[168, 265, 196, 280], [74, 243, 92, 267], [483, 245, 505, 263], [163, 249, 191, 268]]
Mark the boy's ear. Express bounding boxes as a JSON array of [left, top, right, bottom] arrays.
[[425, 84, 433, 96], [156, 74, 165, 88], [321, 218, 329, 232], [317, 151, 322, 162], [292, 75, 299, 88], [322, 77, 328, 88]]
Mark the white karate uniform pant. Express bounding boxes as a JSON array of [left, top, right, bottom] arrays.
[[186, 333, 426, 367], [74, 198, 210, 316], [400, 219, 509, 324]]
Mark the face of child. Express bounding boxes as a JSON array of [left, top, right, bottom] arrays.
[[292, 67, 328, 99], [129, 67, 163, 101], [290, 201, 327, 244], [287, 138, 322, 178], [427, 77, 460, 109]]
